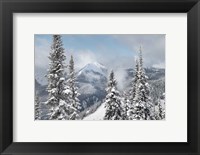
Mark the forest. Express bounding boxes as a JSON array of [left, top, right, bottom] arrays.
[[35, 35, 165, 120]]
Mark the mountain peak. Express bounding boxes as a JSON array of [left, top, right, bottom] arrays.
[[91, 62, 106, 69], [78, 62, 107, 76]]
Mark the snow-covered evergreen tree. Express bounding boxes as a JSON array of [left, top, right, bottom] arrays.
[[67, 55, 81, 120], [35, 93, 41, 120], [121, 92, 130, 120], [127, 59, 139, 119], [104, 71, 124, 120], [129, 59, 140, 103], [45, 35, 70, 120], [138, 47, 153, 120], [128, 47, 153, 120], [155, 93, 165, 120], [132, 80, 146, 120]]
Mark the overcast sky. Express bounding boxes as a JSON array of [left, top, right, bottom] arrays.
[[35, 34, 165, 70]]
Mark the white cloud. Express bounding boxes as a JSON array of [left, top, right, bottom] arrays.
[[113, 68, 128, 91], [152, 62, 165, 69], [113, 34, 165, 68], [66, 49, 97, 70], [34, 37, 50, 68]]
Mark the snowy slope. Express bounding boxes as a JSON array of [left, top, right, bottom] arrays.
[[83, 102, 106, 120], [77, 62, 107, 89], [77, 62, 107, 85], [78, 62, 107, 77], [76, 62, 107, 108], [35, 62, 165, 119]]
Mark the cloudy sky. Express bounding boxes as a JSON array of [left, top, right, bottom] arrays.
[[35, 34, 165, 69], [35, 34, 165, 86]]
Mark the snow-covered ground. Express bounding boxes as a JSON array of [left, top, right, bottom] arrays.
[[83, 102, 106, 120]]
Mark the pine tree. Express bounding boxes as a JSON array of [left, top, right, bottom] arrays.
[[155, 93, 165, 120], [127, 59, 141, 120], [104, 71, 124, 120], [35, 93, 41, 120], [138, 47, 153, 120], [129, 59, 140, 102], [128, 47, 153, 120], [45, 35, 69, 120], [121, 91, 130, 120], [67, 55, 81, 120], [132, 80, 146, 120]]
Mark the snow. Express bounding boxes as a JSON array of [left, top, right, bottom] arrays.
[[78, 62, 107, 76], [59, 77, 65, 81], [59, 100, 66, 106], [49, 88, 57, 93], [83, 102, 106, 120], [160, 99, 165, 108], [93, 62, 106, 69], [78, 83, 96, 95], [63, 88, 71, 95]]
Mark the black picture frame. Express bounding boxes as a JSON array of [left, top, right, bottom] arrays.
[[0, 0, 200, 154]]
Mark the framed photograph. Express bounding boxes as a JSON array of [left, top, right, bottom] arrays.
[[0, 0, 200, 154], [34, 34, 166, 121]]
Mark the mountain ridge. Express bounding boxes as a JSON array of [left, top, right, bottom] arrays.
[[35, 62, 165, 119]]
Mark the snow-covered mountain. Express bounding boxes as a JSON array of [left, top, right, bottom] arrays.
[[126, 67, 165, 81], [78, 62, 107, 77], [35, 62, 108, 111], [35, 62, 165, 119], [76, 62, 107, 109], [77, 62, 107, 88], [35, 67, 48, 85], [35, 79, 47, 102]]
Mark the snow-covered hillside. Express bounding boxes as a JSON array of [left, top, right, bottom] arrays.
[[84, 98, 165, 120], [76, 62, 107, 109], [35, 61, 165, 120], [83, 102, 106, 120], [77, 62, 107, 88], [78, 62, 107, 77]]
